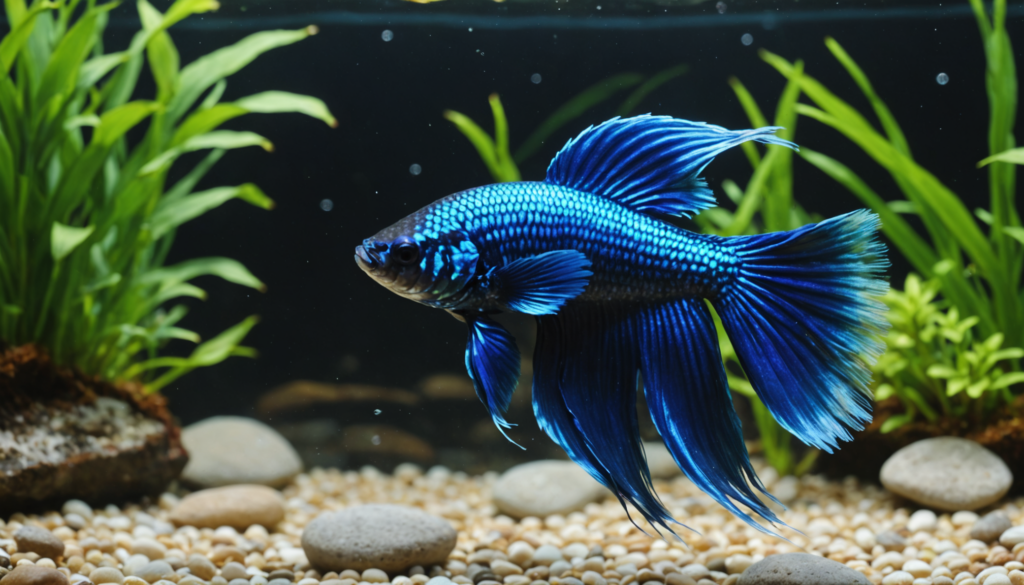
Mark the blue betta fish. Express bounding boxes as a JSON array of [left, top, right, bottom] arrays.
[[355, 115, 888, 535]]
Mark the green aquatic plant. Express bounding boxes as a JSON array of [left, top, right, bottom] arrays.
[[444, 66, 688, 183], [0, 0, 335, 392], [874, 274, 1024, 432], [760, 0, 1023, 352]]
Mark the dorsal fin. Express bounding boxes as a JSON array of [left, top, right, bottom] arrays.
[[544, 115, 798, 218]]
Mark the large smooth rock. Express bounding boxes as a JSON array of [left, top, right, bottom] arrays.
[[301, 504, 456, 573], [13, 525, 64, 560], [0, 565, 69, 585], [737, 553, 870, 585], [181, 416, 302, 488], [169, 484, 284, 529], [880, 437, 1012, 511], [492, 460, 609, 518]]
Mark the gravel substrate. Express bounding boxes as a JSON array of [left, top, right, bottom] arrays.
[[3, 461, 1024, 585]]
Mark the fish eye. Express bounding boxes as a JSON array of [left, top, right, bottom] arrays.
[[391, 237, 420, 265]]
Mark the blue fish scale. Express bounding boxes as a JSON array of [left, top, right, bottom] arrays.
[[421, 181, 739, 306]]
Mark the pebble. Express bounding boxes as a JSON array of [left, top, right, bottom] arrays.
[[61, 501, 94, 521], [907, 509, 938, 532], [1001, 526, 1024, 547], [491, 461, 609, 518], [880, 437, 1013, 510], [180, 416, 303, 488], [531, 546, 562, 566], [88, 569, 125, 585], [220, 564, 247, 581], [130, 540, 165, 561], [902, 560, 930, 578], [13, 526, 65, 560], [881, 572, 914, 585], [185, 556, 216, 581], [737, 553, 870, 585], [301, 504, 456, 572], [877, 531, 908, 551], [169, 485, 285, 529], [987, 576, 1012, 585], [133, 562, 173, 584], [974, 512, 1014, 543], [0, 565, 69, 585]]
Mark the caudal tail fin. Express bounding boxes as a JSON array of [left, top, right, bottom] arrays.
[[712, 209, 889, 452]]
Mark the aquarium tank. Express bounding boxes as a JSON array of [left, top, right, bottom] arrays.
[[1, 1, 1023, 585]]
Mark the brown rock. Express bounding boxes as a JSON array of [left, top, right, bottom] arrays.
[[169, 485, 284, 529], [256, 381, 419, 416], [14, 525, 65, 560], [417, 374, 476, 401], [340, 425, 434, 464], [0, 565, 69, 585]]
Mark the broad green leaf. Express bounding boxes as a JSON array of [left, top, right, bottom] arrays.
[[1003, 226, 1024, 245], [880, 412, 914, 434], [977, 147, 1024, 167], [444, 109, 501, 182], [991, 372, 1024, 390], [51, 222, 95, 261], [926, 364, 958, 379], [36, 9, 99, 106], [139, 315, 260, 392], [137, 256, 265, 292], [233, 90, 337, 127], [168, 27, 317, 123], [0, 0, 59, 76], [141, 130, 272, 174], [93, 101, 160, 146], [149, 183, 273, 239], [172, 104, 262, 146]]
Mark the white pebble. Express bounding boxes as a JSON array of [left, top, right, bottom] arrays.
[[903, 560, 931, 578], [533, 545, 563, 565], [1008, 570, 1024, 585], [908, 510, 938, 532], [425, 579, 452, 585], [1003, 527, 1024, 547], [296, 580, 318, 585], [979, 567, 1009, 581], [363, 569, 389, 583], [725, 555, 753, 574], [63, 499, 94, 520], [490, 561, 523, 578], [985, 576, 1012, 585], [883, 572, 914, 585], [562, 543, 589, 560], [855, 527, 877, 550], [507, 542, 534, 566], [953, 511, 980, 526]]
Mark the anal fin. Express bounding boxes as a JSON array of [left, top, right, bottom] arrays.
[[465, 315, 522, 447]]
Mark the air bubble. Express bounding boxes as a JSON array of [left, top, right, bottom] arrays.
[[374, 409, 382, 415], [716, 1, 727, 13], [371, 435, 381, 445], [381, 29, 393, 42], [936, 72, 949, 85], [409, 164, 422, 176], [741, 33, 753, 46], [319, 199, 333, 212], [531, 73, 542, 84]]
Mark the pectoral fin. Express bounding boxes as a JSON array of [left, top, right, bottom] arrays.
[[494, 249, 592, 315]]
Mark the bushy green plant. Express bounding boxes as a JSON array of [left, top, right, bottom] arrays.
[[0, 0, 335, 392], [445, 66, 688, 183], [874, 274, 1024, 432]]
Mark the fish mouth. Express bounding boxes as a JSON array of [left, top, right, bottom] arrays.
[[354, 244, 376, 270]]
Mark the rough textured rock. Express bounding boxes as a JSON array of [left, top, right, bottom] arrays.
[[169, 485, 284, 529], [0, 565, 70, 585], [971, 511, 1013, 543], [492, 460, 609, 518], [737, 553, 870, 585], [180, 417, 302, 488], [0, 345, 186, 511], [643, 442, 681, 479], [13, 525, 64, 559], [880, 437, 1012, 511], [301, 504, 456, 573]]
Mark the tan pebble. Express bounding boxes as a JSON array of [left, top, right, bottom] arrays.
[[0, 564, 70, 585], [986, 576, 1012, 585], [210, 548, 244, 565], [131, 541, 167, 561], [722, 556, 751, 576], [186, 556, 216, 581], [220, 563, 247, 581], [452, 578, 472, 585], [35, 561, 56, 570], [722, 576, 739, 585], [901, 560, 930, 579], [90, 568, 126, 585], [169, 486, 284, 530], [65, 559, 85, 575], [882, 571, 914, 585], [581, 572, 605, 585], [78, 565, 96, 577], [934, 578, 955, 585], [340, 571, 361, 580], [491, 561, 523, 578], [362, 569, 388, 583], [509, 544, 536, 567]]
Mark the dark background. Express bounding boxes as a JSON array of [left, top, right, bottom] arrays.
[[90, 1, 1011, 436]]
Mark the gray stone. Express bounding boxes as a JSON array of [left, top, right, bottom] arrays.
[[880, 437, 1012, 511], [971, 511, 1013, 543], [643, 442, 681, 479], [181, 416, 302, 488], [737, 553, 870, 585], [133, 562, 173, 584], [491, 460, 609, 518], [301, 504, 456, 572], [13, 525, 65, 560], [875, 531, 907, 551]]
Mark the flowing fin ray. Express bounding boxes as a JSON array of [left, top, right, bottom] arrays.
[[545, 115, 797, 218], [495, 250, 592, 315], [465, 316, 522, 447]]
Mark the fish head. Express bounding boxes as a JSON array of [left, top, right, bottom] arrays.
[[355, 212, 479, 306]]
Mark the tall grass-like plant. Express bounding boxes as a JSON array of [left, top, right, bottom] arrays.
[[0, 0, 335, 392], [761, 0, 1022, 352]]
